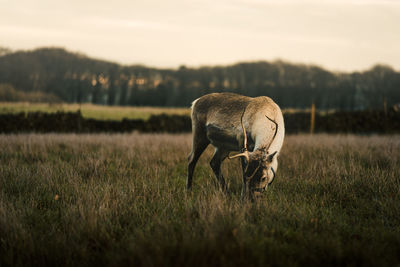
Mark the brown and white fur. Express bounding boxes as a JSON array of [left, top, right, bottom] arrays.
[[187, 92, 285, 199]]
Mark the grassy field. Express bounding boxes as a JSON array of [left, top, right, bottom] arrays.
[[0, 133, 399, 266], [0, 102, 191, 121], [0, 102, 325, 121]]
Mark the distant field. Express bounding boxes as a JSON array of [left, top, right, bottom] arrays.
[[0, 102, 326, 121], [0, 133, 399, 266], [0, 102, 191, 121]]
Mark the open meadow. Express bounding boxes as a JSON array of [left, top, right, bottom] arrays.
[[0, 102, 191, 121], [0, 133, 399, 266], [0, 102, 320, 120]]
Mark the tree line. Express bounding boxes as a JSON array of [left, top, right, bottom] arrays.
[[0, 47, 399, 110]]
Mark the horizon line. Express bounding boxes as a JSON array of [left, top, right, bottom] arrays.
[[2, 45, 398, 74]]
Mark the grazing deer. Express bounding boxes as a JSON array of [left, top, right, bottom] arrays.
[[187, 92, 285, 199]]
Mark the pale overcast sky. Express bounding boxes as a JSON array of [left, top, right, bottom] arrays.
[[0, 0, 399, 71]]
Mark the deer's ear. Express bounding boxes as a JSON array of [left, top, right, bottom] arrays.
[[266, 151, 278, 162]]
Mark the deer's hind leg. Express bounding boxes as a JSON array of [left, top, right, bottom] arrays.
[[210, 148, 229, 192], [187, 125, 209, 190]]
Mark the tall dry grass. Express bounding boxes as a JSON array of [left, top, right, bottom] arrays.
[[0, 133, 399, 266]]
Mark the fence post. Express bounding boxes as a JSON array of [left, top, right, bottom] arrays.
[[310, 102, 315, 134], [77, 109, 82, 133]]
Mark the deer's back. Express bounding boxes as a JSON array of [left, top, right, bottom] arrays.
[[192, 93, 277, 126]]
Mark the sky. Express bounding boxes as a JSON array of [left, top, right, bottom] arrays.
[[0, 0, 399, 71]]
